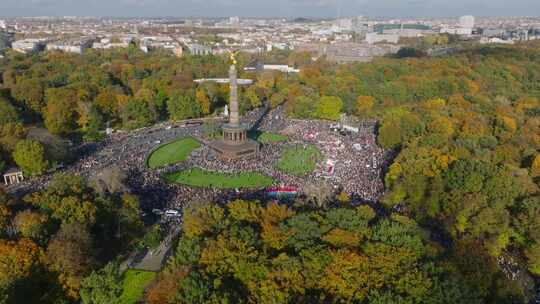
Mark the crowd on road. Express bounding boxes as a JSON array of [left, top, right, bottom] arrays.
[[7, 106, 391, 231]]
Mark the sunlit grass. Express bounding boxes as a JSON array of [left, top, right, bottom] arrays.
[[119, 269, 157, 304], [147, 137, 200, 169], [277, 144, 322, 177], [164, 168, 273, 189]]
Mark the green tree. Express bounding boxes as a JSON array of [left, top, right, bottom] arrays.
[[0, 154, 5, 174], [316, 96, 343, 121], [80, 263, 122, 304], [13, 139, 50, 176], [121, 99, 157, 130], [11, 78, 45, 115], [176, 271, 211, 304], [83, 107, 105, 142], [0, 97, 20, 125], [291, 95, 316, 119], [378, 108, 424, 149], [167, 93, 201, 121], [25, 173, 97, 226]]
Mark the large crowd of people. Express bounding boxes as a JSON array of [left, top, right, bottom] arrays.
[[187, 106, 389, 203], [7, 106, 391, 232]]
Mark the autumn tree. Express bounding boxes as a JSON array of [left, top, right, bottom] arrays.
[[146, 268, 189, 304], [356, 95, 375, 118], [0, 239, 43, 293], [531, 155, 540, 177], [43, 87, 79, 135], [162, 201, 486, 303], [46, 224, 96, 300], [0, 123, 26, 153], [13, 210, 50, 241], [196, 89, 211, 115]]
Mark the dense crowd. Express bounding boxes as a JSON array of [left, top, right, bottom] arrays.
[[187, 107, 389, 203], [7, 107, 390, 228]]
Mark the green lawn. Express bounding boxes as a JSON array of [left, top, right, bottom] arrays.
[[249, 131, 288, 144], [119, 269, 157, 304], [164, 168, 273, 189], [147, 137, 201, 169], [277, 144, 323, 177]]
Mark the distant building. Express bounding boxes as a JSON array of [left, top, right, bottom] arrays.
[[267, 42, 289, 51], [93, 41, 130, 49], [374, 23, 431, 33], [0, 20, 6, 30], [244, 63, 300, 73], [440, 16, 475, 37], [459, 15, 475, 29], [365, 32, 399, 44], [47, 38, 93, 54], [322, 42, 400, 64], [482, 28, 505, 38], [440, 27, 473, 36], [480, 37, 515, 45], [334, 18, 353, 32], [187, 43, 212, 55], [12, 39, 46, 54], [139, 36, 183, 56], [93, 36, 133, 49], [351, 16, 366, 30], [383, 28, 432, 38]]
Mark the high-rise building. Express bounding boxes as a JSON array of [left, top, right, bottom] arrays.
[[0, 31, 13, 51], [229, 16, 240, 25], [459, 15, 475, 29]]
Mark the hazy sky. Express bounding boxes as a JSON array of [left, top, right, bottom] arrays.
[[1, 0, 539, 18]]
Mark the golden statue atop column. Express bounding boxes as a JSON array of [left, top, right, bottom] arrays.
[[205, 50, 259, 159]]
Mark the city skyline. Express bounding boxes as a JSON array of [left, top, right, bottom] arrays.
[[1, 0, 540, 18]]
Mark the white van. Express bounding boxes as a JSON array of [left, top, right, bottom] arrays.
[[165, 210, 180, 217]]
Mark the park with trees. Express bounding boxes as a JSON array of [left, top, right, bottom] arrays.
[[0, 40, 539, 303]]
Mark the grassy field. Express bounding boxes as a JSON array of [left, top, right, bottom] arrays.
[[164, 168, 273, 189], [118, 269, 157, 304], [147, 137, 200, 169], [277, 144, 323, 177], [249, 131, 288, 144]]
